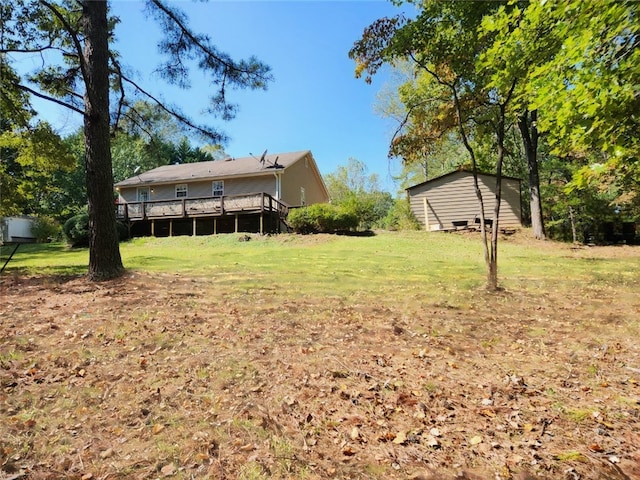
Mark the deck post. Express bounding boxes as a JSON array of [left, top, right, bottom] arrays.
[[260, 213, 264, 235], [213, 218, 217, 235], [234, 214, 239, 233], [151, 219, 155, 237], [192, 217, 197, 236], [169, 220, 173, 237]]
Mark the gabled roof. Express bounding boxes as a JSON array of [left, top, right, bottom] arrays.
[[406, 169, 521, 192], [115, 150, 313, 187]]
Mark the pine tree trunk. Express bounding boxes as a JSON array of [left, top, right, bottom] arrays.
[[82, 1, 124, 280], [518, 110, 546, 240]]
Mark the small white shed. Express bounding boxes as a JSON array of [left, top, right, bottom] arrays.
[[406, 171, 522, 231], [1, 216, 37, 243]]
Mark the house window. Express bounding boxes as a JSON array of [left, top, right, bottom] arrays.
[[212, 180, 224, 197], [175, 184, 188, 198], [300, 187, 306, 206], [137, 187, 150, 202]]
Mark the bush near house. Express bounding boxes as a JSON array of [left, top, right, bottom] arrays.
[[288, 204, 358, 234], [32, 216, 62, 242], [63, 213, 129, 247], [379, 198, 421, 231]]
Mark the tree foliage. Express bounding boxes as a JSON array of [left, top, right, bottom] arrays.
[[478, 0, 640, 239], [351, 1, 514, 289], [352, 0, 639, 283], [516, 1, 639, 163], [379, 198, 420, 231], [0, 60, 35, 129], [324, 158, 394, 231], [0, 122, 75, 217]]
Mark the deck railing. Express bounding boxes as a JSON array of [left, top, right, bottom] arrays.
[[116, 192, 288, 222]]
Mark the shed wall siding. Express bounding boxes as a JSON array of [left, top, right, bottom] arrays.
[[409, 172, 521, 230]]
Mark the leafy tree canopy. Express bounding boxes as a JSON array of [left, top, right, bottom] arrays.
[[480, 0, 640, 193], [0, 122, 75, 216], [325, 158, 393, 230]]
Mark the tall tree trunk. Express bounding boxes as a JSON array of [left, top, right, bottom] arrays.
[[450, 84, 490, 279], [568, 205, 577, 243], [487, 79, 518, 291], [82, 1, 124, 280], [518, 109, 546, 240], [489, 104, 507, 291]]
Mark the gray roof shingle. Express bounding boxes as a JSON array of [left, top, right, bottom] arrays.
[[115, 150, 311, 187]]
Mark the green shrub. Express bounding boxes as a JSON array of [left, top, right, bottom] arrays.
[[380, 199, 421, 231], [63, 213, 129, 247], [336, 192, 394, 230], [32, 216, 62, 243], [287, 204, 358, 234], [333, 208, 359, 232], [63, 213, 90, 246], [287, 207, 314, 234]]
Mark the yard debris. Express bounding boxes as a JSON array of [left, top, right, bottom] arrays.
[[1, 268, 639, 480], [160, 463, 176, 476]]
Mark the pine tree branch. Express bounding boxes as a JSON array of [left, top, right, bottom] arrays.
[[39, 0, 88, 86], [13, 82, 84, 115], [118, 72, 227, 143]]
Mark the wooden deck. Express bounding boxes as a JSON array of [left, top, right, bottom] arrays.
[[115, 192, 288, 222]]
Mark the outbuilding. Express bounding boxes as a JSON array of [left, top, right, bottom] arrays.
[[406, 170, 522, 231], [1, 216, 37, 243]]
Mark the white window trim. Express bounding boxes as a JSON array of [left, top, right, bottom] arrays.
[[175, 184, 188, 198], [137, 187, 150, 202], [212, 180, 224, 197]]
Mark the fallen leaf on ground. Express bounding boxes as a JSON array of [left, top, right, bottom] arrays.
[[152, 424, 165, 435], [161, 463, 176, 476], [99, 448, 113, 459], [392, 431, 407, 445]]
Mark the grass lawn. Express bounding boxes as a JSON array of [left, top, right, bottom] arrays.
[[1, 230, 639, 479]]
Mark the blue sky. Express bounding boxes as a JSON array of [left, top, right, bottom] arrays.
[[31, 1, 413, 193]]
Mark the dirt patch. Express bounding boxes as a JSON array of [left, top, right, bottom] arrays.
[[1, 270, 639, 479]]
